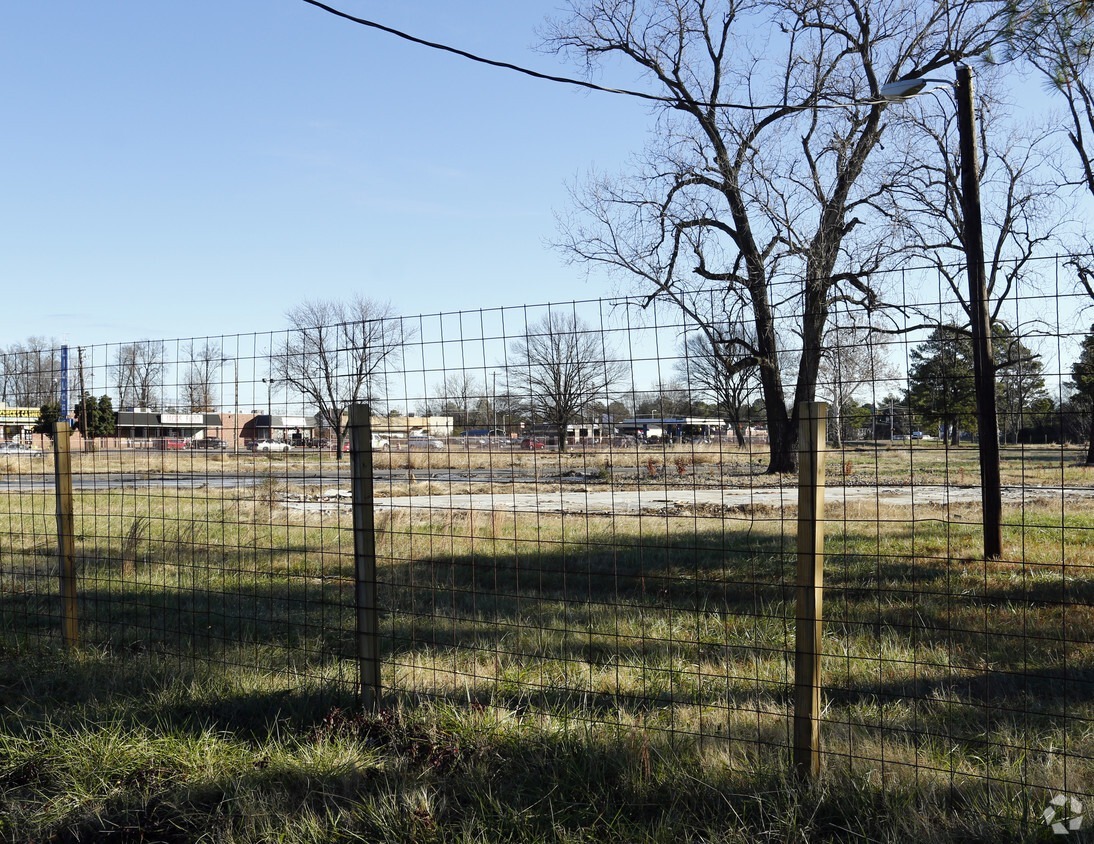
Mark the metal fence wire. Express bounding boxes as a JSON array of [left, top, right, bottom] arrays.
[[1, 254, 1092, 813]]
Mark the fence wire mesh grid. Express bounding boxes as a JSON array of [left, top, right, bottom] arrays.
[[1, 256, 1092, 832]]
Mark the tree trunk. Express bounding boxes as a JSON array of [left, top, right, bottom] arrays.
[[829, 405, 842, 448], [1087, 402, 1094, 465], [768, 404, 796, 474], [786, 270, 832, 472], [750, 280, 795, 473]]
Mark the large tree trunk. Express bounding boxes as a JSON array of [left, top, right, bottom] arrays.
[[829, 404, 843, 448], [732, 420, 746, 449], [750, 279, 795, 473], [556, 422, 568, 453], [767, 409, 796, 474]]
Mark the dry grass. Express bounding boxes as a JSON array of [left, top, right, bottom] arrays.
[[1, 452, 1092, 841], [5, 440, 1092, 496]]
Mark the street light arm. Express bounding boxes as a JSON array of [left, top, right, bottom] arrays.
[[877, 76, 953, 101]]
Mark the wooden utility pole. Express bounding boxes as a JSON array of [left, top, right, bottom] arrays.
[[77, 346, 93, 452], [956, 64, 1003, 560], [349, 403, 380, 710], [53, 421, 79, 647], [794, 402, 827, 779]]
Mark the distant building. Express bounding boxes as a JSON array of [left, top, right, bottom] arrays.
[[617, 416, 728, 442], [116, 410, 225, 440], [115, 410, 259, 449], [0, 406, 41, 442], [369, 415, 453, 437], [241, 414, 315, 444], [527, 421, 604, 445]]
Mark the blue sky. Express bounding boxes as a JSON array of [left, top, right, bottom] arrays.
[[1, 1, 653, 348]]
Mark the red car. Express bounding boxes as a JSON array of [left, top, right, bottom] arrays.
[[520, 436, 546, 450]]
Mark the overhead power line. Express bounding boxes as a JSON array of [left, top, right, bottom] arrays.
[[298, 0, 818, 112]]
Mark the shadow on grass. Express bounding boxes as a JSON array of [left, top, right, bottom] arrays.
[[0, 662, 1062, 844], [1, 515, 1092, 758]]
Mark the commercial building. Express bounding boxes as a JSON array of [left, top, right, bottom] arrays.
[[616, 416, 729, 442], [0, 406, 41, 442]]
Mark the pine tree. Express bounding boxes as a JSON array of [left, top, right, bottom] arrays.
[[1070, 325, 1094, 464], [32, 402, 61, 441], [905, 327, 976, 446]]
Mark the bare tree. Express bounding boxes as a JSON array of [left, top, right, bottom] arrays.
[[883, 83, 1063, 326], [182, 340, 224, 412], [275, 297, 407, 459], [632, 380, 693, 418], [510, 311, 627, 451], [1, 338, 62, 407], [676, 329, 760, 448], [112, 341, 165, 409], [433, 372, 484, 429], [548, 0, 1000, 472], [816, 316, 898, 446]]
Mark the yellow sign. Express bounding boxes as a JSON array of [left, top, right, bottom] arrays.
[[0, 407, 41, 422]]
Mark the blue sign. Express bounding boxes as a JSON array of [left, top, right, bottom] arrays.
[[60, 345, 69, 418]]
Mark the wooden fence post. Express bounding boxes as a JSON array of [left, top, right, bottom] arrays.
[[349, 404, 380, 710], [794, 401, 828, 779], [52, 420, 79, 648]]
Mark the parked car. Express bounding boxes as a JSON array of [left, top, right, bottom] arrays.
[[191, 437, 228, 450], [520, 436, 546, 450], [249, 439, 291, 452], [338, 433, 391, 452], [408, 434, 445, 450], [0, 442, 44, 457]]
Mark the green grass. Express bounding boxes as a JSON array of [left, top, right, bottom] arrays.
[[0, 648, 1077, 843], [0, 479, 1092, 841]]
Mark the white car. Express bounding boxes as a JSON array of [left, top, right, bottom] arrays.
[[371, 433, 390, 451], [249, 439, 291, 452], [0, 442, 44, 457]]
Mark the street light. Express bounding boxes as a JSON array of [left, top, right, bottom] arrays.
[[881, 65, 1003, 560], [262, 377, 280, 440], [222, 357, 239, 451]]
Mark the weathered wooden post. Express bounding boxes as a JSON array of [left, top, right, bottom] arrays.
[[349, 403, 380, 710], [794, 401, 828, 779], [53, 420, 79, 648]]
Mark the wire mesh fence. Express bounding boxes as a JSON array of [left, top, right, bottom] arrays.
[[1, 254, 1093, 819]]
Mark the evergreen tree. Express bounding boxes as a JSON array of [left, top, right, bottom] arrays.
[[73, 393, 116, 441], [97, 396, 116, 437], [994, 325, 1049, 444], [1070, 325, 1094, 464], [905, 327, 976, 446], [32, 401, 61, 441]]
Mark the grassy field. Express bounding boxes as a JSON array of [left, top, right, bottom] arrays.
[[0, 445, 1092, 841]]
